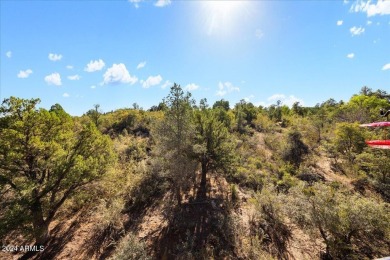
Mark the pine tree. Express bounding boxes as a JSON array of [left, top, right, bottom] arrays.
[[193, 101, 236, 198], [152, 84, 196, 205]]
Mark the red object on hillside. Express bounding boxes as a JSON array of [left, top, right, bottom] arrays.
[[365, 140, 390, 149], [361, 118, 390, 149], [360, 121, 390, 128]]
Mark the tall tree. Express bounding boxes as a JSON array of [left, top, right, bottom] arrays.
[[193, 102, 236, 198], [292, 102, 305, 116], [212, 99, 230, 111], [153, 84, 196, 205], [0, 97, 113, 244], [267, 102, 282, 122], [282, 129, 309, 168], [86, 104, 102, 127], [359, 86, 372, 96]]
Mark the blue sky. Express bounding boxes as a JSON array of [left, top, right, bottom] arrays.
[[1, 0, 389, 115]]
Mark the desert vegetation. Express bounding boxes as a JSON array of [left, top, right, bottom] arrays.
[[1, 85, 389, 259]]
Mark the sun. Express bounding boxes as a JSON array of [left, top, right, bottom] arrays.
[[200, 0, 248, 35], [205, 0, 244, 16]]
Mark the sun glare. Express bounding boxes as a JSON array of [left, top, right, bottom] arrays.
[[201, 0, 249, 35], [206, 0, 243, 16]]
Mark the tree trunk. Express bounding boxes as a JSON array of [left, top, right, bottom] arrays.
[[31, 199, 49, 245], [200, 160, 207, 187], [199, 158, 208, 199], [176, 187, 182, 206]]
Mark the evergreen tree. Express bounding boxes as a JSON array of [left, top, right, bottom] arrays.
[[0, 97, 113, 244], [193, 102, 236, 198], [86, 104, 102, 127], [152, 84, 196, 205], [282, 129, 309, 168], [212, 99, 230, 111], [334, 122, 366, 163]]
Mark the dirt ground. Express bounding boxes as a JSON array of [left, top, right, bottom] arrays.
[[1, 133, 364, 260]]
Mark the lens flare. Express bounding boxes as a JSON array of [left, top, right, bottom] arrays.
[[201, 0, 249, 35]]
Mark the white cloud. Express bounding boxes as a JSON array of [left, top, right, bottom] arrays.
[[283, 96, 304, 107], [244, 95, 255, 102], [216, 81, 240, 96], [382, 63, 390, 70], [161, 80, 172, 89], [350, 0, 390, 16], [6, 51, 12, 58], [85, 59, 105, 72], [91, 85, 96, 89], [344, 0, 349, 4], [103, 63, 138, 85], [48, 53, 62, 61], [129, 0, 171, 8], [129, 0, 143, 8], [155, 0, 171, 7], [67, 74, 81, 80], [347, 53, 355, 58], [141, 75, 163, 88], [268, 94, 286, 102], [350, 0, 369, 13], [17, 69, 33, 78], [350, 26, 365, 36], [66, 65, 73, 69], [267, 94, 304, 107], [137, 61, 146, 69], [337, 20, 343, 26], [63, 93, 70, 98], [255, 29, 264, 39], [44, 73, 62, 86], [185, 83, 200, 91], [367, 20, 373, 25]]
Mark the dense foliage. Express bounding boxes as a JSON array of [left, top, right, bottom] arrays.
[[0, 97, 113, 244], [1, 86, 389, 259]]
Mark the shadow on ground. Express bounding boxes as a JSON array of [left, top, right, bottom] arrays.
[[155, 194, 239, 259], [19, 212, 84, 260]]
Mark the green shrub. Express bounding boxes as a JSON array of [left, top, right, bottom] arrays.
[[109, 233, 150, 260], [231, 184, 239, 205], [250, 186, 292, 259], [287, 183, 390, 259]]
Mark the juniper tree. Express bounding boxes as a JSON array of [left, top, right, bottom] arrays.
[[0, 97, 113, 244]]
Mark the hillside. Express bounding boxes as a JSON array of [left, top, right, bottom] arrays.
[[1, 86, 389, 260]]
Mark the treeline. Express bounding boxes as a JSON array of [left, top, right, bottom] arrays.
[[0, 85, 389, 259], [89, 86, 389, 137]]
